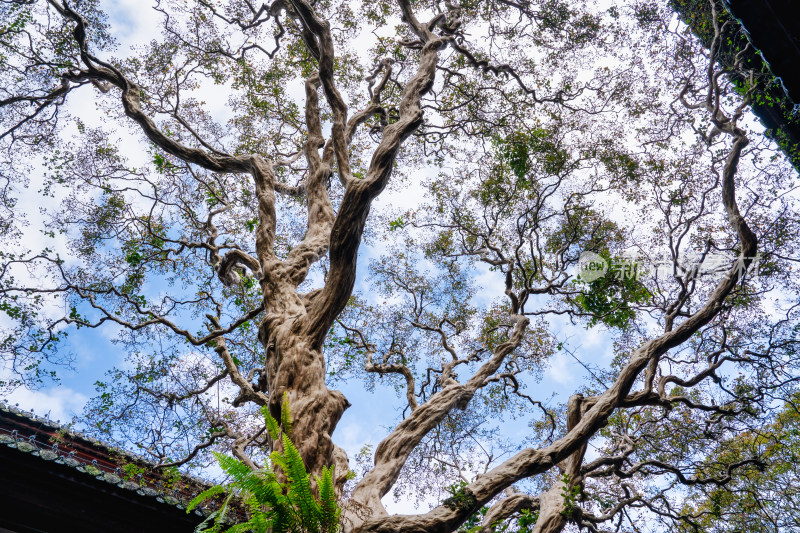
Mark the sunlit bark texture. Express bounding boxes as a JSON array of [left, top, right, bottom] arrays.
[[1, 0, 799, 531]]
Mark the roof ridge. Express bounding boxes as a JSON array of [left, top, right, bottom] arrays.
[[0, 399, 215, 516]]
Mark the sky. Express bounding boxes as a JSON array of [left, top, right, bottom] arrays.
[[1, 0, 622, 514]]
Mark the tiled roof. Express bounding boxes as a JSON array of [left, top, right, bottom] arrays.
[[0, 400, 213, 516]]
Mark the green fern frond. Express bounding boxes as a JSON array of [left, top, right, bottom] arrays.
[[247, 511, 269, 533], [238, 477, 269, 503], [280, 391, 292, 437], [269, 450, 288, 473], [204, 492, 234, 533], [192, 508, 220, 533], [187, 484, 225, 513], [213, 452, 253, 485], [261, 405, 281, 441], [281, 433, 320, 530], [279, 435, 308, 485], [226, 517, 267, 533], [316, 466, 340, 533]]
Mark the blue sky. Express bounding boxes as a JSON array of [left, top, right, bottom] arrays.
[[1, 0, 618, 514]]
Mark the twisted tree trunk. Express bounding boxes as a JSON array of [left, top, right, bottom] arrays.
[[268, 325, 350, 483]]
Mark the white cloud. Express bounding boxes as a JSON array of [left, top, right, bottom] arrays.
[[5, 385, 88, 425], [101, 0, 162, 55], [383, 493, 430, 515], [544, 350, 573, 386]]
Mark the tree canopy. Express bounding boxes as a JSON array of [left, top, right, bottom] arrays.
[[1, 0, 799, 532]]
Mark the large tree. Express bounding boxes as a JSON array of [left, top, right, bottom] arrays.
[[1, 0, 798, 531]]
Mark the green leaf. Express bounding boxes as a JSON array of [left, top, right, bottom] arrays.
[[186, 484, 225, 512]]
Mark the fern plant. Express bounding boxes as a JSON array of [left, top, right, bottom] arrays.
[[187, 393, 341, 533]]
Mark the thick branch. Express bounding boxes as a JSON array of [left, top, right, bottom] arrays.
[[349, 315, 529, 519], [479, 493, 539, 533], [302, 31, 447, 348]]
